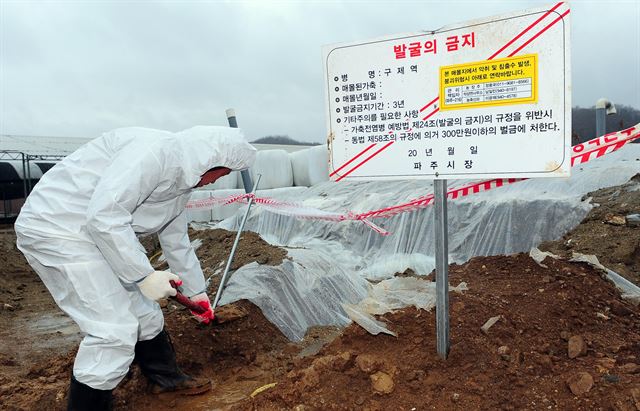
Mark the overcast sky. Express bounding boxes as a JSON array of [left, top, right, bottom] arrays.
[[1, 0, 639, 143]]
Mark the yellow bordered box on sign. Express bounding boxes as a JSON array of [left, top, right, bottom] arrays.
[[439, 54, 538, 111]]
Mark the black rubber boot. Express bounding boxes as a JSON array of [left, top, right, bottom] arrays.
[[67, 375, 113, 411], [135, 329, 211, 395]]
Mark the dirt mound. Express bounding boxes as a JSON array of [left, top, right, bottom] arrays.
[[242, 254, 640, 410], [145, 228, 288, 285], [540, 173, 640, 285], [190, 228, 287, 269]]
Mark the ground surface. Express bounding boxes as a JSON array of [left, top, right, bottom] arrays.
[[540, 173, 640, 285], [242, 255, 640, 411], [0, 175, 639, 410]]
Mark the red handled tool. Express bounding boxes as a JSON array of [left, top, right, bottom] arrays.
[[169, 280, 207, 314]]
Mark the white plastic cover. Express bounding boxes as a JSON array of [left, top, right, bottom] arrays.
[[220, 145, 640, 281], [250, 150, 293, 189], [290, 149, 311, 187], [289, 146, 330, 187], [307, 145, 329, 186], [219, 248, 368, 341]]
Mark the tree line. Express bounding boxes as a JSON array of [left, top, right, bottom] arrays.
[[572, 104, 640, 144]]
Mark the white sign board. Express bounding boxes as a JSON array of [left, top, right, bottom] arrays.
[[323, 3, 571, 181]]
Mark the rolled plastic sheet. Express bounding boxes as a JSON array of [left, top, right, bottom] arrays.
[[289, 145, 330, 187], [290, 149, 311, 187], [250, 150, 293, 189], [307, 145, 329, 186]]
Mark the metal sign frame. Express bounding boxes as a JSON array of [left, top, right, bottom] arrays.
[[324, 2, 571, 182]]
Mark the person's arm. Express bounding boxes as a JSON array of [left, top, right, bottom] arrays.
[[157, 209, 205, 297], [85, 149, 163, 283]]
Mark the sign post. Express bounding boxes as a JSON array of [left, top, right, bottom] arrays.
[[434, 179, 449, 359], [322, 3, 570, 358]]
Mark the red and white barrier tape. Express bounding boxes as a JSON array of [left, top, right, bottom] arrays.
[[187, 124, 640, 235]]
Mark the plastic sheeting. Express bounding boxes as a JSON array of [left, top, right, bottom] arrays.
[[218, 248, 368, 341], [249, 150, 293, 189], [219, 145, 640, 281], [207, 144, 640, 340], [344, 279, 468, 336], [290, 145, 329, 187]]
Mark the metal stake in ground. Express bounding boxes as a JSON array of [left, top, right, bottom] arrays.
[[434, 179, 450, 359], [211, 174, 262, 311], [226, 108, 254, 193]]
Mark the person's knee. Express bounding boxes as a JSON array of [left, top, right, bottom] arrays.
[[74, 322, 140, 390]]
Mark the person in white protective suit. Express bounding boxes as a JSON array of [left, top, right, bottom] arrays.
[[14, 126, 256, 411]]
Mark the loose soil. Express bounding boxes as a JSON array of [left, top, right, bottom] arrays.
[[1, 175, 639, 410], [242, 254, 640, 411], [540, 173, 640, 285]]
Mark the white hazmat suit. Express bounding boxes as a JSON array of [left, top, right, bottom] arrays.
[[15, 126, 256, 390]]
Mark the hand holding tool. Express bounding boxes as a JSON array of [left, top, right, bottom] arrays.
[[169, 280, 207, 314], [139, 270, 180, 301]]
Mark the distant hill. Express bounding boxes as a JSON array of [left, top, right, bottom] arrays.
[[252, 135, 321, 146]]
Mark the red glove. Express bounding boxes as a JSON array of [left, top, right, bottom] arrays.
[[189, 292, 215, 324]]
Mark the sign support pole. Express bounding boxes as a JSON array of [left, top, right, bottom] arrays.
[[434, 179, 450, 359]]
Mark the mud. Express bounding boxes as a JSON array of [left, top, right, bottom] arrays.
[[0, 228, 296, 411]]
